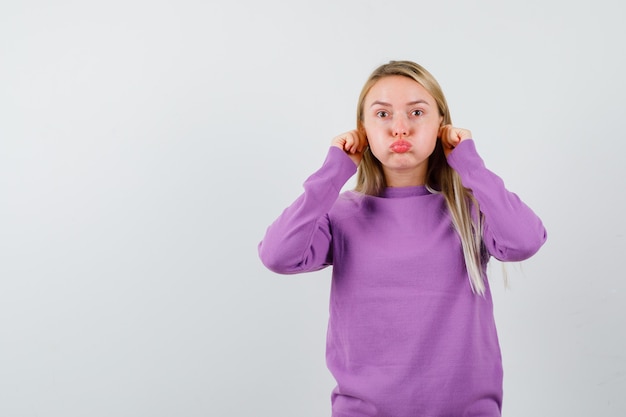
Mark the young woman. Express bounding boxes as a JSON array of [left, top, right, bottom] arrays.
[[258, 60, 547, 417]]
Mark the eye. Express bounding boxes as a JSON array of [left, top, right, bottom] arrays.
[[376, 110, 389, 118], [412, 110, 424, 116]]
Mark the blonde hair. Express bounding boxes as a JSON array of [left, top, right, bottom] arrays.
[[355, 60, 487, 295]]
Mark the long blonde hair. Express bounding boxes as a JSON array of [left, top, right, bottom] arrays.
[[355, 60, 487, 295]]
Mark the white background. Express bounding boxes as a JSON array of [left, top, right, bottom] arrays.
[[1, 0, 625, 416]]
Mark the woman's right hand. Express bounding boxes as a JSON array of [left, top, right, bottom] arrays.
[[331, 129, 368, 166]]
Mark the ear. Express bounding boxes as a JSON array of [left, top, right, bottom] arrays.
[[357, 123, 369, 143]]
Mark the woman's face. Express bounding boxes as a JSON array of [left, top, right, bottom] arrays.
[[362, 75, 443, 186]]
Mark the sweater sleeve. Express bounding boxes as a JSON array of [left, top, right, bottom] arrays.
[[258, 147, 358, 274], [447, 139, 547, 262]]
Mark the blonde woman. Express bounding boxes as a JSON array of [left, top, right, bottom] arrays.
[[259, 60, 546, 417]]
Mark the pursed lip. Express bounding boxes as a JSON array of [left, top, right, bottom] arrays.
[[390, 140, 412, 153]]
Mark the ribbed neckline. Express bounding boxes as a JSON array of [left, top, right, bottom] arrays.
[[380, 186, 431, 198]]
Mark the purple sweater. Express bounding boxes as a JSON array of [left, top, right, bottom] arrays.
[[259, 140, 546, 417]]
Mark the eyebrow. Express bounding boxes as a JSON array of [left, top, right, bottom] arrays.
[[370, 99, 431, 108]]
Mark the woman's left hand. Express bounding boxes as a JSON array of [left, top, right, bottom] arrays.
[[438, 125, 472, 157]]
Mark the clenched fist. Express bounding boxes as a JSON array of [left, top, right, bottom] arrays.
[[332, 129, 368, 166], [438, 125, 472, 157]]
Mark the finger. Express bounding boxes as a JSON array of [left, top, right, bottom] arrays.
[[343, 133, 356, 153], [448, 132, 461, 147], [348, 130, 363, 153], [457, 128, 472, 141], [333, 132, 355, 153]]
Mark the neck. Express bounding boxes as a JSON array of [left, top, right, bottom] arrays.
[[383, 167, 427, 187]]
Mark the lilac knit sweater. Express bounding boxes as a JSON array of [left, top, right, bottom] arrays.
[[259, 140, 547, 417]]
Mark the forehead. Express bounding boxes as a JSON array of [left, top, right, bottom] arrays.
[[365, 75, 435, 105]]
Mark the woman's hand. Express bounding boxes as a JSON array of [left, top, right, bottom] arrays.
[[438, 125, 472, 157], [332, 129, 368, 166]]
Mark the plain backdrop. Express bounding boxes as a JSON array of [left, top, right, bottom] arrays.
[[1, 0, 625, 416]]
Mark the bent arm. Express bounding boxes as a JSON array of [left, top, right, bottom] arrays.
[[258, 147, 357, 274], [447, 140, 547, 262]]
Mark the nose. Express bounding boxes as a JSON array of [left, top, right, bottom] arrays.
[[392, 115, 409, 136]]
